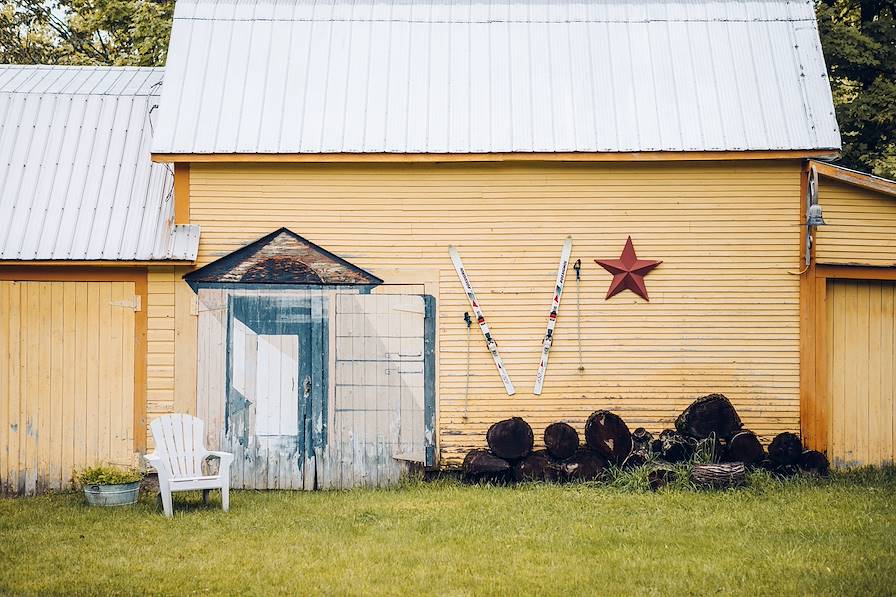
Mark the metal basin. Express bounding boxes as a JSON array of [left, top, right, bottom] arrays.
[[83, 482, 141, 507]]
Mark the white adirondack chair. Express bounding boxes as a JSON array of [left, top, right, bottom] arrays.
[[144, 414, 233, 517]]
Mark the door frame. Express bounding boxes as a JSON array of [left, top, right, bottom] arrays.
[[800, 264, 896, 453], [224, 293, 325, 460]]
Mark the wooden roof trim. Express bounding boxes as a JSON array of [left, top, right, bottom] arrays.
[[811, 160, 896, 198], [153, 150, 839, 164], [184, 227, 384, 288]]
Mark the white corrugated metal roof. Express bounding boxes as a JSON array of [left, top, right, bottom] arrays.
[[0, 65, 199, 261], [152, 0, 841, 155]]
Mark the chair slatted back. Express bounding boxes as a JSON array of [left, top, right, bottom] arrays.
[[150, 414, 207, 479]]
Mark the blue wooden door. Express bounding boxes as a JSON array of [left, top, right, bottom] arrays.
[[224, 293, 327, 489]]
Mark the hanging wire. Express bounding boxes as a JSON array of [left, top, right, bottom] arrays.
[[573, 259, 584, 373], [463, 311, 472, 421]]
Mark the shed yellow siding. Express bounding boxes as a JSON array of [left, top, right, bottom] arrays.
[[815, 178, 896, 267], [145, 266, 197, 447], [0, 281, 136, 494], [185, 161, 803, 465], [826, 279, 896, 466]]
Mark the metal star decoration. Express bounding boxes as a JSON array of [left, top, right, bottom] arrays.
[[595, 236, 662, 301]]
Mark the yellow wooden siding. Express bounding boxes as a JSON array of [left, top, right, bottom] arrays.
[[826, 279, 896, 466], [145, 266, 197, 448], [187, 161, 802, 465], [815, 178, 896, 267], [0, 281, 136, 494]]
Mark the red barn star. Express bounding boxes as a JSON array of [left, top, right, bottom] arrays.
[[595, 237, 662, 301]]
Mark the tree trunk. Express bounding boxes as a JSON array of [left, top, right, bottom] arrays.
[[768, 432, 803, 466], [798, 450, 830, 476], [691, 462, 747, 489], [725, 430, 765, 465], [561, 449, 609, 482], [513, 450, 562, 483], [486, 417, 534, 460], [675, 393, 743, 440], [463, 449, 511, 482], [584, 410, 632, 465], [543, 422, 579, 460]]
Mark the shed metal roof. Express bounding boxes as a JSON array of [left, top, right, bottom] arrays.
[[0, 65, 199, 261], [153, 0, 841, 156]]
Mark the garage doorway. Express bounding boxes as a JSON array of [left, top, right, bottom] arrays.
[[826, 279, 896, 466]]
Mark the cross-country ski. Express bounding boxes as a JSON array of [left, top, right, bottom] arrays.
[[534, 236, 573, 395], [449, 246, 515, 395]]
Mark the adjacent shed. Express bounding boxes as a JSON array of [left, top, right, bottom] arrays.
[[0, 65, 199, 495], [801, 162, 896, 467]]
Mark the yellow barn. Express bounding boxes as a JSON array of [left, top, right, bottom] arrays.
[[1, 0, 895, 494]]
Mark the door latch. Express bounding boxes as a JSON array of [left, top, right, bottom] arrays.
[[302, 375, 312, 398]]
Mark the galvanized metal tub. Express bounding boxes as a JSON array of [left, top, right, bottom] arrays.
[[83, 482, 141, 507]]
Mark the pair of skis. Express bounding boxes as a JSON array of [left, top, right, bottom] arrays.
[[449, 237, 573, 396]]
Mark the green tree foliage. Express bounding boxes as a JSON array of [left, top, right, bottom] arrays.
[[0, 1, 173, 67], [817, 0, 896, 178]]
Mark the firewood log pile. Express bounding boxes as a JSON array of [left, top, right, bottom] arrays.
[[462, 393, 830, 488]]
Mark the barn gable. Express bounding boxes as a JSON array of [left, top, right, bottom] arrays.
[[184, 228, 383, 288]]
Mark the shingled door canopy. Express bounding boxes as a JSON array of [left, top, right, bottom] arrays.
[[184, 228, 383, 289]]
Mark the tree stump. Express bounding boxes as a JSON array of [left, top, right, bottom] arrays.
[[647, 468, 678, 491], [543, 422, 579, 460], [675, 394, 743, 440], [584, 410, 632, 465], [513, 450, 562, 483], [768, 432, 803, 466], [691, 462, 747, 489], [463, 449, 511, 483], [798, 450, 830, 476], [726, 430, 765, 465], [486, 417, 534, 460], [561, 449, 609, 482]]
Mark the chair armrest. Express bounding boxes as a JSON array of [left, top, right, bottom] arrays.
[[144, 453, 170, 481], [206, 450, 233, 462], [206, 451, 234, 477]]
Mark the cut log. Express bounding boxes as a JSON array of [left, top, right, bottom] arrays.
[[776, 464, 800, 477], [486, 417, 534, 460], [798, 450, 830, 476], [631, 427, 654, 452], [513, 450, 562, 483], [656, 429, 694, 463], [543, 422, 579, 460], [691, 462, 747, 489], [726, 430, 765, 465], [647, 468, 678, 491], [562, 449, 609, 482], [675, 393, 743, 440], [768, 432, 803, 466], [622, 450, 648, 470], [584, 410, 632, 465], [463, 449, 511, 482]]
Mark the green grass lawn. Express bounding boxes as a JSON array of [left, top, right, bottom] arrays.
[[1, 471, 895, 596]]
